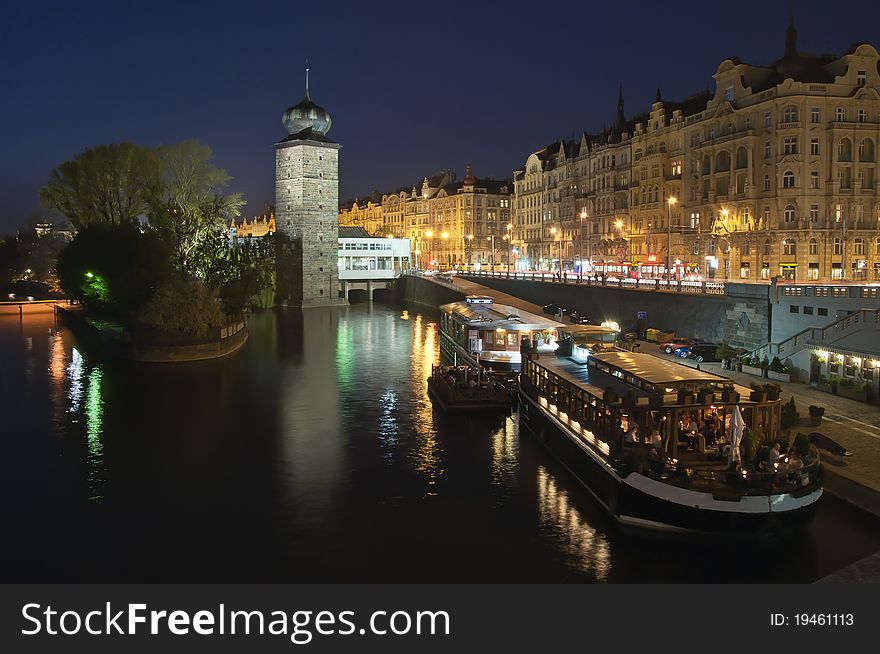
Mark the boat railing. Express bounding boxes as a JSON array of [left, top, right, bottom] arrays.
[[632, 448, 823, 499], [430, 364, 515, 404]]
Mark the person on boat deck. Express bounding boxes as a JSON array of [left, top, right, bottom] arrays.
[[702, 420, 717, 447], [649, 429, 662, 448], [681, 415, 698, 448], [769, 443, 782, 465], [624, 424, 640, 446]]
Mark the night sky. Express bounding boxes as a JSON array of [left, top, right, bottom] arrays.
[[2, 0, 879, 233]]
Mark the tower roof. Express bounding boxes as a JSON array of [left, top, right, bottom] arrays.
[[282, 67, 332, 137]]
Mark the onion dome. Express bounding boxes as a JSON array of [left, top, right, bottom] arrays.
[[282, 68, 332, 136]]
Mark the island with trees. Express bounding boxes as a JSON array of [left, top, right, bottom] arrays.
[[40, 140, 273, 362]]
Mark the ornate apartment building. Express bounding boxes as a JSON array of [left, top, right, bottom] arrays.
[[338, 166, 511, 268], [510, 21, 880, 282]]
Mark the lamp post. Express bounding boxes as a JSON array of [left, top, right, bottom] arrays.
[[505, 223, 512, 275], [666, 196, 677, 281]]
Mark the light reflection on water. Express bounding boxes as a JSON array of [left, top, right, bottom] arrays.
[[4, 306, 880, 582], [537, 465, 611, 581]]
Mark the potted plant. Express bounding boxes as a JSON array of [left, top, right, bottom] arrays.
[[720, 385, 740, 404], [697, 386, 716, 404], [677, 387, 695, 405], [749, 382, 768, 403], [762, 383, 781, 401], [808, 405, 825, 426]]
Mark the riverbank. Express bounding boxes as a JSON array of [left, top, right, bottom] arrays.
[[56, 305, 248, 363]]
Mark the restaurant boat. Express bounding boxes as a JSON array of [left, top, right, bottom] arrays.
[[438, 296, 564, 372], [518, 350, 823, 537], [427, 363, 516, 412]]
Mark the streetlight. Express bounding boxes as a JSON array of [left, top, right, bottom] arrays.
[[666, 196, 677, 281], [579, 210, 587, 277], [505, 223, 513, 275]]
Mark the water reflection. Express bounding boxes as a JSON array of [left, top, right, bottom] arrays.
[[84, 366, 105, 503], [537, 465, 611, 580]]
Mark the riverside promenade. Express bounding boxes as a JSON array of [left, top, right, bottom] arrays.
[[425, 273, 880, 519]]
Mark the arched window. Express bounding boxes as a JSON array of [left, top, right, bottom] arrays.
[[647, 145, 655, 155], [635, 149, 642, 160], [783, 238, 797, 255], [784, 204, 796, 222], [763, 238, 771, 255], [716, 150, 731, 172], [783, 171, 796, 188], [854, 238, 865, 255], [782, 106, 799, 123], [838, 138, 853, 161], [641, 188, 646, 204], [859, 138, 875, 162], [809, 238, 818, 255], [736, 147, 748, 169]]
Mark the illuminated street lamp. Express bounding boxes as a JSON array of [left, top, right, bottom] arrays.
[[666, 197, 677, 280]]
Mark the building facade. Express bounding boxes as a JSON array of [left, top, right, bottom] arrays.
[[339, 166, 511, 269]]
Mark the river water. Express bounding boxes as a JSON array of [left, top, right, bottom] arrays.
[[2, 302, 880, 582]]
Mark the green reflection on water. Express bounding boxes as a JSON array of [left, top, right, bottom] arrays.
[[85, 365, 105, 503], [335, 322, 354, 392]]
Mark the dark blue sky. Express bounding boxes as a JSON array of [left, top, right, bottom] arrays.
[[2, 0, 878, 232]]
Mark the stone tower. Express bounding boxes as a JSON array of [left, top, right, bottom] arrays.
[[274, 69, 347, 308]]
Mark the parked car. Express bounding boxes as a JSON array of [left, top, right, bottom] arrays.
[[542, 303, 559, 315], [686, 343, 720, 363], [659, 337, 695, 354], [569, 309, 592, 324]]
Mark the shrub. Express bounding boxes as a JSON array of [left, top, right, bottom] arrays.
[[136, 278, 225, 338], [760, 356, 770, 370], [793, 433, 811, 458], [769, 356, 786, 373], [781, 396, 799, 429]]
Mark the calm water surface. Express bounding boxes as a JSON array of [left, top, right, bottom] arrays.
[[2, 302, 880, 582]]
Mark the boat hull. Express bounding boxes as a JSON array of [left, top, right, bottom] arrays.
[[519, 390, 821, 538]]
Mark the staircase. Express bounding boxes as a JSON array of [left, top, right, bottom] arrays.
[[747, 308, 880, 362]]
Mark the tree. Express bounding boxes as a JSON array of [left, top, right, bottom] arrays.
[[198, 232, 275, 313], [146, 141, 243, 275], [135, 278, 224, 338], [56, 225, 173, 320], [40, 143, 161, 229]]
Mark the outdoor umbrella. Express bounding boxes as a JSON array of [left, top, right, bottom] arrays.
[[729, 405, 745, 464]]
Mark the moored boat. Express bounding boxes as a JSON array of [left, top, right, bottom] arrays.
[[518, 349, 822, 538]]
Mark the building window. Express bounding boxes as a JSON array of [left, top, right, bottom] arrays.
[[708, 240, 716, 255], [810, 138, 820, 155], [810, 171, 820, 189], [835, 204, 843, 222], [790, 305, 799, 313], [854, 238, 866, 255], [783, 106, 798, 123], [804, 306, 815, 315], [858, 109, 867, 123], [763, 175, 771, 191], [782, 171, 796, 188], [811, 107, 820, 123], [745, 117, 751, 129], [810, 204, 819, 222], [783, 238, 797, 255], [764, 112, 771, 128], [836, 107, 846, 121], [783, 137, 798, 154], [834, 238, 843, 255], [725, 86, 734, 101], [809, 238, 818, 255], [763, 238, 771, 255], [743, 240, 751, 255], [784, 205, 796, 222], [858, 70, 867, 86], [740, 264, 750, 279], [818, 307, 828, 316], [764, 141, 771, 158], [692, 240, 699, 256]]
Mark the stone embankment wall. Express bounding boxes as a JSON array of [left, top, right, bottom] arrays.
[[395, 275, 465, 308], [461, 277, 770, 351]]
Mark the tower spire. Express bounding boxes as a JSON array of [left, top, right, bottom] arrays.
[[305, 59, 310, 100], [785, 14, 797, 56]]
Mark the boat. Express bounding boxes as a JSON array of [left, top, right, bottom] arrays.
[[427, 363, 516, 412], [437, 296, 566, 372], [518, 349, 822, 538]]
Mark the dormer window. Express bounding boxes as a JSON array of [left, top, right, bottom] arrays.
[[858, 70, 867, 86], [724, 86, 734, 101]]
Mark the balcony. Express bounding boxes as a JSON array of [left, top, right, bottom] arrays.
[[777, 121, 802, 130]]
